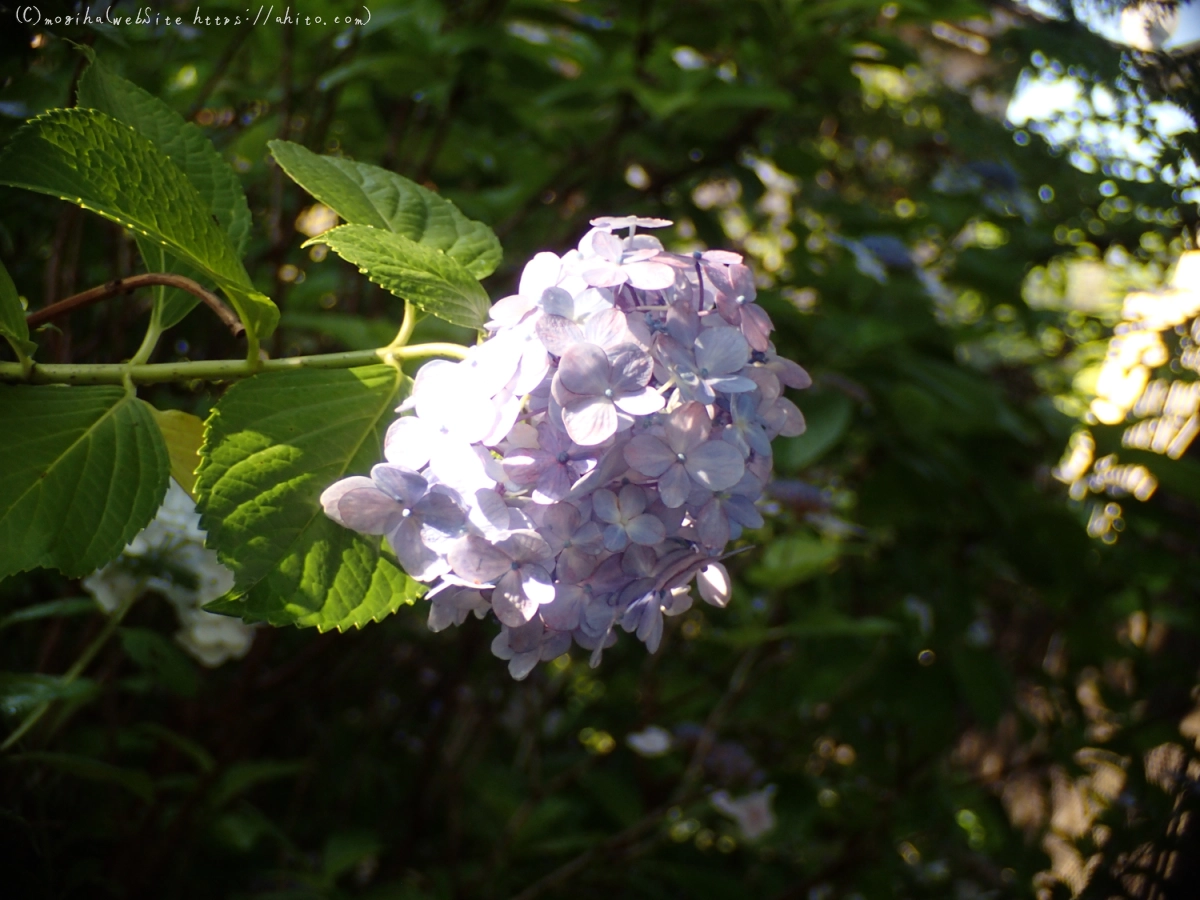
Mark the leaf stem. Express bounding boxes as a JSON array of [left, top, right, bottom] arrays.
[[0, 342, 468, 386], [387, 299, 418, 351], [1, 592, 137, 753], [26, 273, 246, 338]]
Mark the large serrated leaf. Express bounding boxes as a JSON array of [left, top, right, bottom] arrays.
[[195, 366, 424, 632], [309, 224, 490, 329], [0, 108, 277, 343], [0, 386, 169, 580], [269, 139, 502, 279], [78, 51, 253, 329], [0, 258, 35, 363], [148, 407, 204, 499]]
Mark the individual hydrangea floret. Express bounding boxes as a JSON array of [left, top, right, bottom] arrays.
[[320, 216, 810, 679], [83, 480, 255, 668]]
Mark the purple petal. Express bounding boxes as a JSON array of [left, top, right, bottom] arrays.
[[582, 261, 628, 288], [664, 402, 710, 454], [561, 396, 618, 446], [592, 488, 621, 525], [614, 387, 665, 417], [539, 286, 575, 318], [384, 416, 433, 470], [519, 565, 556, 606], [557, 546, 599, 583], [543, 584, 586, 631], [370, 463, 428, 505], [602, 524, 630, 552], [496, 530, 554, 564], [558, 342, 611, 396], [448, 535, 512, 584], [388, 518, 445, 580], [414, 490, 466, 534], [695, 327, 750, 377], [725, 495, 764, 529], [537, 314, 585, 356], [591, 230, 624, 262], [617, 484, 648, 517], [686, 441, 746, 491], [492, 570, 540, 626], [583, 308, 635, 352], [658, 463, 692, 508], [741, 303, 774, 351], [696, 499, 731, 550], [707, 374, 758, 394], [320, 476, 375, 527], [624, 434, 675, 477], [533, 464, 573, 503], [503, 446, 552, 486], [336, 487, 403, 535], [608, 345, 655, 393], [520, 251, 563, 297], [625, 260, 676, 290], [625, 513, 666, 546]]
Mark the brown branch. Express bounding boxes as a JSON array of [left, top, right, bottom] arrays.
[[26, 273, 244, 337]]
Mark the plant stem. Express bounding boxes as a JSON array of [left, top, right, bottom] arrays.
[[388, 299, 417, 351], [26, 273, 245, 337], [1, 593, 137, 753], [0, 342, 468, 386]]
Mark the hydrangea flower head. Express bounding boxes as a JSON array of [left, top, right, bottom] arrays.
[[320, 217, 810, 679]]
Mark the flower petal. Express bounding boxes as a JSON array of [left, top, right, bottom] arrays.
[[686, 440, 746, 491], [448, 534, 512, 584], [558, 342, 611, 396], [697, 562, 732, 608], [614, 386, 666, 416], [388, 518, 446, 581], [592, 488, 620, 524], [561, 396, 618, 446], [320, 476, 376, 527], [492, 570, 540, 626], [384, 417, 433, 470], [626, 513, 666, 546], [624, 434, 675, 477], [658, 463, 692, 508], [335, 486, 403, 535], [695, 326, 750, 376], [625, 260, 676, 291], [370, 463, 428, 506], [536, 314, 585, 356]]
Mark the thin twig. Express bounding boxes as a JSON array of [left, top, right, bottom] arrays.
[[26, 273, 244, 337]]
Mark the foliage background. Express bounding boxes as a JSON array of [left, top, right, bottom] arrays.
[[1, 0, 1200, 898]]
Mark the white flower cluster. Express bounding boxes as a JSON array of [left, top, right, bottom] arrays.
[[83, 480, 255, 667], [322, 216, 810, 679]]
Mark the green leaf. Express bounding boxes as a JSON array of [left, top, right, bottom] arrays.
[[0, 598, 99, 631], [269, 139, 502, 279], [210, 759, 306, 809], [0, 386, 169, 580], [149, 406, 205, 499], [776, 391, 854, 472], [77, 50, 252, 254], [0, 258, 35, 364], [308, 224, 490, 329], [118, 627, 199, 697], [77, 50, 253, 329], [748, 535, 842, 587], [0, 673, 98, 717], [7, 751, 153, 802], [135, 722, 214, 773], [195, 366, 425, 631], [282, 311, 396, 351], [0, 108, 276, 344]]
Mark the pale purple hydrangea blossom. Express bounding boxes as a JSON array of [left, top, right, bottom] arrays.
[[321, 217, 809, 679]]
